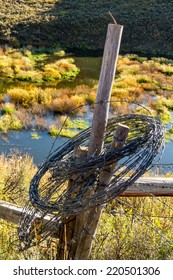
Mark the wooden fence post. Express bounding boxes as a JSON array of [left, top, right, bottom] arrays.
[[74, 124, 128, 259], [73, 23, 123, 259], [88, 23, 123, 156]]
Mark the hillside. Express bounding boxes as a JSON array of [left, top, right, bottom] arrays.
[[0, 0, 172, 56]]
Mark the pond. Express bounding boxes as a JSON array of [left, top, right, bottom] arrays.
[[0, 56, 173, 169]]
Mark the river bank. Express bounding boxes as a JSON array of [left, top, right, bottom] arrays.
[[1, 51, 173, 133], [0, 50, 173, 168]]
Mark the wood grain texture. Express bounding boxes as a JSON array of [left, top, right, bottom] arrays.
[[74, 23, 123, 260], [88, 24, 123, 156], [1, 178, 173, 225]]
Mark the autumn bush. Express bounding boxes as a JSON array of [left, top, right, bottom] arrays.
[[0, 153, 173, 259], [0, 47, 79, 82]]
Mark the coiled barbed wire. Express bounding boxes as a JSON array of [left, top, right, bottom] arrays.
[[18, 114, 165, 251]]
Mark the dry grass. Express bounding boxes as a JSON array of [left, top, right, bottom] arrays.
[[49, 96, 74, 114], [7, 87, 38, 107], [93, 196, 173, 260], [0, 152, 36, 204], [7, 86, 55, 108]]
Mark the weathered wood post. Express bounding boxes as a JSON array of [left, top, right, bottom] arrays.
[[73, 21, 124, 259]]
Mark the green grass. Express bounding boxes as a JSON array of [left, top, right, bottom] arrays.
[[61, 118, 89, 130], [48, 118, 89, 137], [48, 125, 79, 138], [31, 132, 41, 139]]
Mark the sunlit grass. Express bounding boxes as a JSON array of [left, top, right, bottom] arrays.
[[0, 52, 173, 139], [0, 47, 80, 83], [1, 103, 16, 115], [48, 125, 78, 138], [43, 58, 80, 81], [92, 196, 173, 260], [48, 118, 88, 138], [0, 140, 173, 261], [31, 132, 42, 139], [1, 153, 173, 259], [0, 114, 23, 133]]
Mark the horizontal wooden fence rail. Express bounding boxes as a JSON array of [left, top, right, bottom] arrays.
[[0, 200, 54, 225], [0, 177, 173, 225], [121, 177, 173, 197]]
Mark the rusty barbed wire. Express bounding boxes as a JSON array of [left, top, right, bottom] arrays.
[[17, 113, 165, 251]]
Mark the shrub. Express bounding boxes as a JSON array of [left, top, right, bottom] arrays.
[[136, 77, 151, 84], [0, 56, 12, 68], [0, 152, 38, 259], [7, 88, 38, 107], [83, 91, 96, 104], [16, 70, 43, 82], [71, 95, 85, 108], [160, 108, 172, 124], [0, 48, 79, 83], [158, 65, 173, 76], [1, 103, 16, 115], [43, 58, 80, 81], [0, 114, 22, 132], [37, 88, 53, 105], [152, 97, 173, 114], [49, 96, 78, 114], [127, 54, 148, 63]]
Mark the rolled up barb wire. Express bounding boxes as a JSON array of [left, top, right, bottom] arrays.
[[18, 113, 165, 250]]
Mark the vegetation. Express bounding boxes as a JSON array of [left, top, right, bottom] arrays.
[[48, 125, 78, 138], [0, 1, 173, 261], [48, 118, 89, 138], [0, 1, 172, 56], [0, 47, 79, 82], [0, 114, 22, 133], [0, 153, 173, 259], [0, 52, 172, 139], [0, 152, 42, 259], [112, 54, 173, 127], [92, 197, 173, 260], [0, 51, 173, 259], [31, 132, 41, 140]]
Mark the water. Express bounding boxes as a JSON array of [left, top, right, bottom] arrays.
[[55, 56, 102, 89], [0, 130, 67, 165], [0, 56, 173, 168]]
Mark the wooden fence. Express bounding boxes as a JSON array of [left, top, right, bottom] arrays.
[[1, 177, 173, 225]]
